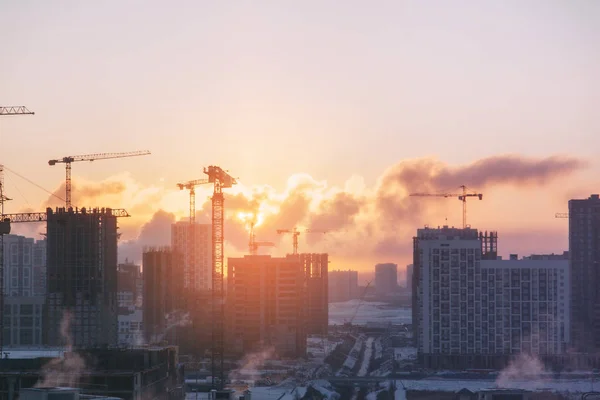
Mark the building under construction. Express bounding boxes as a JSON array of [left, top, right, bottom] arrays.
[[142, 247, 184, 345], [45, 207, 119, 347], [170, 221, 212, 291], [301, 253, 329, 335], [227, 255, 308, 357]]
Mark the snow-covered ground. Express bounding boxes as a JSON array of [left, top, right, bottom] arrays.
[[394, 347, 417, 361], [358, 337, 374, 377], [398, 378, 600, 394], [329, 300, 411, 326], [338, 335, 365, 375]]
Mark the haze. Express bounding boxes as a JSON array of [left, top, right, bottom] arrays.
[[1, 1, 599, 275]]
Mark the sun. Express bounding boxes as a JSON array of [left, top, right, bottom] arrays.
[[236, 211, 264, 231]]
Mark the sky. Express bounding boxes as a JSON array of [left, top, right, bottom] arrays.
[[1, 1, 599, 279]]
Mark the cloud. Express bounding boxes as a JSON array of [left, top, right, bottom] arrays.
[[118, 210, 176, 264], [28, 154, 586, 269]]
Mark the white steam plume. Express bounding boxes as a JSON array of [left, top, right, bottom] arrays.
[[149, 310, 192, 345], [35, 311, 86, 388], [228, 347, 276, 383]]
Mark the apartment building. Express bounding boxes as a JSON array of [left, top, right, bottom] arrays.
[[569, 194, 600, 351], [117, 262, 143, 346], [227, 255, 307, 357], [45, 207, 119, 347], [415, 226, 568, 369], [142, 247, 184, 344], [2, 234, 46, 347], [171, 222, 212, 291]]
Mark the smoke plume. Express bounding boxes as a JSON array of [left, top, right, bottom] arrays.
[[35, 311, 86, 388], [228, 347, 276, 383]]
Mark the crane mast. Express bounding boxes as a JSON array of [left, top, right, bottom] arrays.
[[48, 150, 151, 208], [0, 105, 33, 355], [176, 178, 210, 225], [176, 178, 210, 290], [248, 220, 274, 255], [204, 166, 236, 390]]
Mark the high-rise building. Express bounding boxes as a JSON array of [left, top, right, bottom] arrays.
[[117, 262, 143, 346], [227, 255, 307, 357], [406, 264, 413, 292], [2, 234, 46, 347], [171, 222, 212, 291], [3, 234, 35, 297], [414, 226, 569, 369], [142, 247, 184, 344], [375, 263, 398, 296], [569, 194, 600, 351], [32, 238, 46, 297], [301, 253, 328, 335], [45, 207, 119, 347], [328, 270, 358, 303]]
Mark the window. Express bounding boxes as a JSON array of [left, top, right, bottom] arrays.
[[23, 244, 31, 265], [10, 243, 18, 264]]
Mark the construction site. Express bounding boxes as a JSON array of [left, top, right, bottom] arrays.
[[0, 106, 482, 400], [3, 107, 592, 400]]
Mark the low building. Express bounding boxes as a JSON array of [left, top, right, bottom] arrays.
[[0, 346, 184, 400], [2, 297, 45, 346]]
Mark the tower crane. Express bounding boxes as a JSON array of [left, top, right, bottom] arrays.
[[248, 219, 274, 255], [176, 179, 210, 224], [48, 150, 151, 209], [0, 106, 34, 355], [277, 228, 331, 255], [176, 178, 210, 291], [203, 166, 236, 390], [410, 185, 483, 229], [0, 106, 34, 116]]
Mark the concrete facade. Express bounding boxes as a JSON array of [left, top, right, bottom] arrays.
[[569, 194, 600, 351], [406, 264, 413, 292], [171, 222, 211, 291]]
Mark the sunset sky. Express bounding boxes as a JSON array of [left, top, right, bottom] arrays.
[[1, 1, 598, 279]]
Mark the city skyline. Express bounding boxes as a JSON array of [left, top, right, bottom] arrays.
[[2, 1, 599, 272]]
